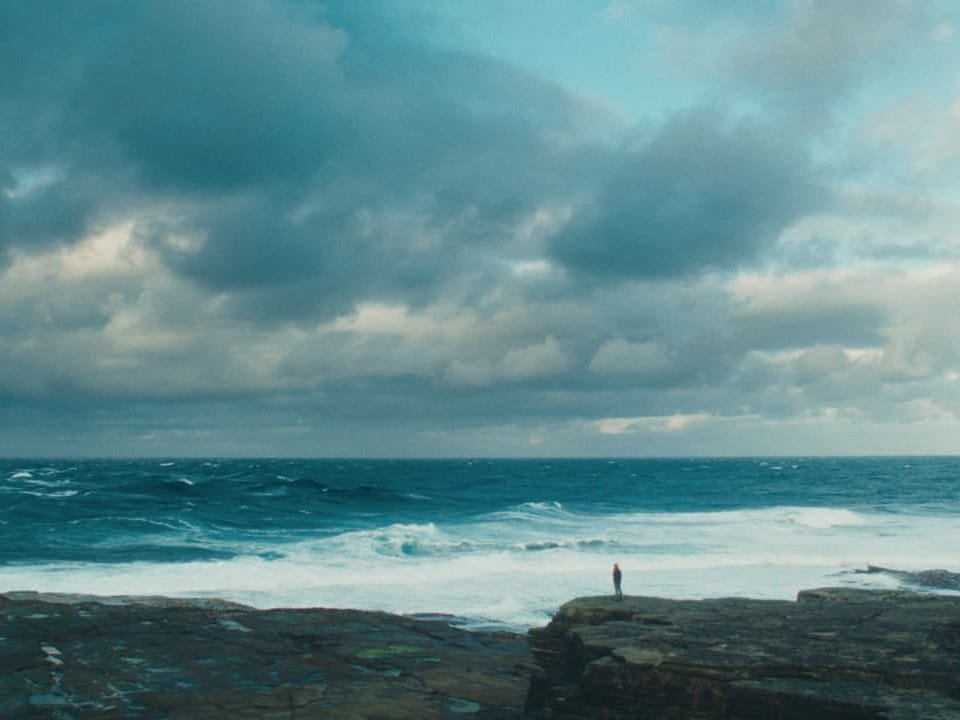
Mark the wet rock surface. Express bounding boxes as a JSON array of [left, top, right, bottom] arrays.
[[0, 591, 532, 719], [525, 588, 960, 719]]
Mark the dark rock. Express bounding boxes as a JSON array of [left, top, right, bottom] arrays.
[[855, 565, 960, 591], [0, 591, 532, 719], [7, 587, 960, 718], [525, 588, 960, 719]]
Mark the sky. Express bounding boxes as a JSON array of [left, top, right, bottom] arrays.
[[2, 0, 960, 458]]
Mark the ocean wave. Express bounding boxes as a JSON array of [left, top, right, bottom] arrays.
[[610, 505, 869, 529], [18, 489, 78, 499], [0, 456, 958, 631], [775, 507, 866, 529], [522, 541, 561, 551], [320, 484, 409, 501], [4, 515, 959, 632], [0, 475, 75, 498], [521, 501, 564, 512], [161, 477, 196, 490], [22, 477, 72, 488], [293, 518, 623, 561], [259, 478, 426, 507], [487, 501, 570, 523], [65, 515, 204, 532], [521, 537, 613, 552], [324, 523, 495, 558]]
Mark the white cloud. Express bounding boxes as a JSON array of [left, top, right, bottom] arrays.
[[4, 221, 145, 283], [734, 0, 913, 106], [792, 344, 851, 382], [899, 397, 954, 423], [588, 338, 671, 375], [595, 413, 711, 435], [443, 358, 497, 387], [500, 335, 570, 381], [860, 93, 960, 182], [443, 335, 571, 387], [326, 302, 481, 343], [508, 259, 554, 277]]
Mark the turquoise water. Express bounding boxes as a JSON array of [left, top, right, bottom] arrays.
[[1, 457, 958, 629]]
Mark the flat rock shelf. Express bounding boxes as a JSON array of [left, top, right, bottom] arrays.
[[2, 587, 959, 718], [526, 588, 960, 719], [0, 591, 532, 719]]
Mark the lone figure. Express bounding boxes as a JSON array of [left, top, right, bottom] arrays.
[[612, 562, 623, 600]]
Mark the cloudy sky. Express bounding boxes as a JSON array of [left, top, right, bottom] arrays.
[[2, 0, 960, 457]]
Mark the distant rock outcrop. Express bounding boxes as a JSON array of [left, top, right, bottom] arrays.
[[525, 588, 960, 719], [855, 565, 960, 591]]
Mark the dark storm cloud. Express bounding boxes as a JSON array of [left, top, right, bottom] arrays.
[[0, 176, 101, 252], [6, 0, 951, 458], [77, 1, 347, 192], [548, 110, 824, 279], [0, 3, 132, 256], [0, 0, 606, 317]]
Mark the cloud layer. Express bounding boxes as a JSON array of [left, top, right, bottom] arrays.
[[2, 0, 959, 456]]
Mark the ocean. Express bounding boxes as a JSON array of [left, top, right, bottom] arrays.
[[1, 457, 958, 631]]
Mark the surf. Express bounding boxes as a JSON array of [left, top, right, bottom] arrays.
[[1, 457, 959, 630]]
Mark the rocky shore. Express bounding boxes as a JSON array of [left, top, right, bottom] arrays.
[[526, 588, 960, 719], [2, 585, 959, 718], [0, 591, 532, 719]]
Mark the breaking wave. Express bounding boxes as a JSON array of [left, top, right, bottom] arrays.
[[1, 457, 958, 630]]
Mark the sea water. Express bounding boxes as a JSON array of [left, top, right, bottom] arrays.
[[1, 457, 958, 631]]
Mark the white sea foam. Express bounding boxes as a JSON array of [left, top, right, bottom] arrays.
[[1, 505, 957, 631], [19, 490, 78, 498]]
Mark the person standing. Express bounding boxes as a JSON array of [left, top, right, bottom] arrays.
[[612, 562, 623, 600]]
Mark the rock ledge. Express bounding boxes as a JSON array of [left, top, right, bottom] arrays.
[[525, 588, 960, 719], [5, 588, 959, 718], [0, 591, 532, 719]]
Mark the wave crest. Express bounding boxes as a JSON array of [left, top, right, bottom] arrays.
[[775, 507, 865, 529]]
